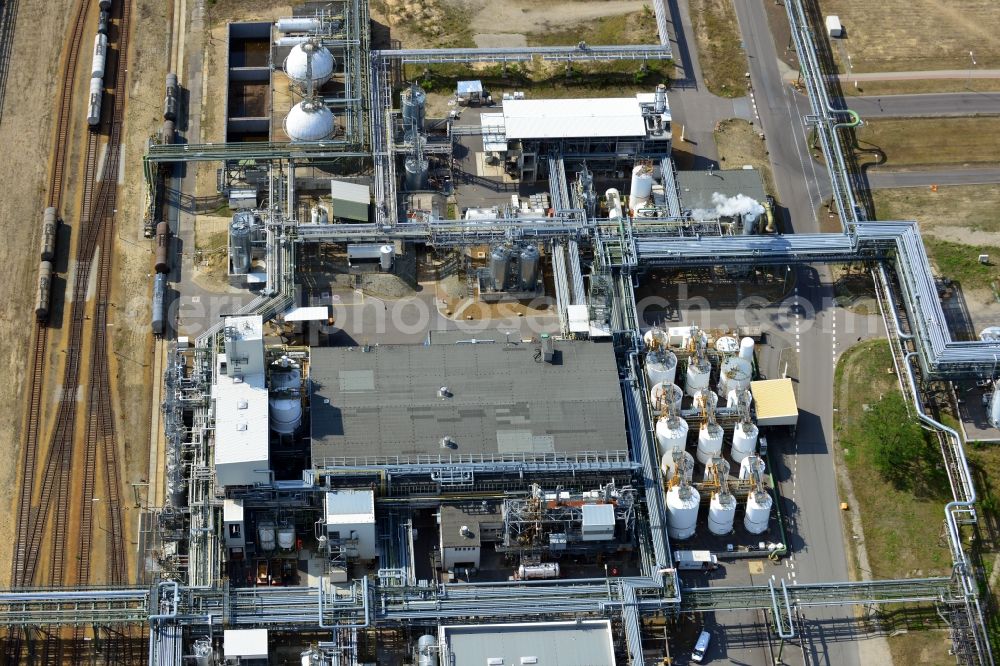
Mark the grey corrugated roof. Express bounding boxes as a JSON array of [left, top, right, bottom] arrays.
[[441, 620, 617, 666], [309, 339, 626, 463], [676, 169, 767, 212]]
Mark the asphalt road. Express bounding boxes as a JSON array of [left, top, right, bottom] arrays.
[[732, 0, 827, 233], [662, 0, 752, 167], [848, 92, 1000, 118]]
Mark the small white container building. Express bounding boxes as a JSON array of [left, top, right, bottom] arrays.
[[826, 15, 843, 37], [223, 629, 268, 663], [324, 490, 376, 560], [213, 316, 270, 487], [581, 503, 616, 541]]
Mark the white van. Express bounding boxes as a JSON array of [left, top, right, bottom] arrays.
[[691, 630, 712, 663]]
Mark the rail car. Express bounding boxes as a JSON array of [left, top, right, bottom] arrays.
[[163, 72, 179, 121], [98, 0, 111, 10], [36, 261, 53, 321], [151, 272, 167, 335], [87, 78, 103, 127], [97, 10, 110, 35], [154, 221, 171, 273], [162, 119, 175, 145], [41, 207, 58, 262], [91, 33, 107, 79]]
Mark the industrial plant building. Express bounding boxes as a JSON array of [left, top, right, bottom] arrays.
[[30, 0, 988, 663]]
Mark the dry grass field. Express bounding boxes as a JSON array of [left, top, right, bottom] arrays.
[[855, 117, 1000, 169], [819, 0, 1000, 72]]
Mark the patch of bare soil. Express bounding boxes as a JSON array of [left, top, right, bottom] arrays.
[[0, 0, 72, 585]]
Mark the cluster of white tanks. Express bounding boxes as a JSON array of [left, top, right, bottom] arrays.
[[648, 326, 772, 539], [666, 455, 772, 539]]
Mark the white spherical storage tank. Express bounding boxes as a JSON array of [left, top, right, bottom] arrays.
[[646, 350, 677, 385], [284, 42, 335, 86], [730, 421, 759, 462], [685, 357, 711, 396], [655, 415, 689, 456], [284, 100, 335, 142], [708, 492, 737, 535], [719, 357, 752, 395], [666, 485, 700, 540], [650, 382, 683, 414], [696, 423, 724, 464], [739, 336, 755, 362], [744, 489, 772, 534]]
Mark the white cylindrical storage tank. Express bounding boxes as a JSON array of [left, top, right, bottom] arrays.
[[708, 492, 737, 535], [270, 396, 301, 434], [275, 35, 311, 47], [643, 327, 667, 350], [991, 388, 1000, 428], [277, 17, 323, 32], [661, 450, 694, 483], [417, 635, 439, 666], [269, 359, 303, 434], [258, 524, 276, 551], [685, 357, 711, 396], [92, 34, 107, 79], [646, 350, 677, 385], [192, 639, 213, 666], [693, 388, 718, 414], [655, 416, 688, 456], [284, 100, 335, 142], [650, 382, 683, 414], [284, 41, 335, 87], [380, 244, 395, 271], [277, 526, 296, 550], [696, 423, 724, 464], [727, 389, 752, 410], [405, 155, 428, 190], [402, 83, 427, 132], [666, 485, 700, 540], [630, 164, 654, 200], [719, 357, 752, 395], [744, 490, 772, 534], [731, 421, 759, 463], [310, 205, 329, 224], [739, 455, 765, 480], [518, 563, 560, 580], [715, 336, 738, 355], [739, 337, 755, 362]]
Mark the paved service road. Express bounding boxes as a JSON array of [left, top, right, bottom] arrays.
[[844, 93, 1000, 118], [662, 0, 753, 167], [733, 0, 826, 232], [867, 168, 1000, 189]]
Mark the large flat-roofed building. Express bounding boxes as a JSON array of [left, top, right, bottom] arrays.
[[473, 89, 671, 180], [309, 338, 627, 465], [214, 316, 270, 487], [676, 169, 767, 213], [439, 620, 617, 665]]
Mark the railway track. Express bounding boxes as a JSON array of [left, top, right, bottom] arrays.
[[7, 0, 96, 592], [6, 0, 139, 658]]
